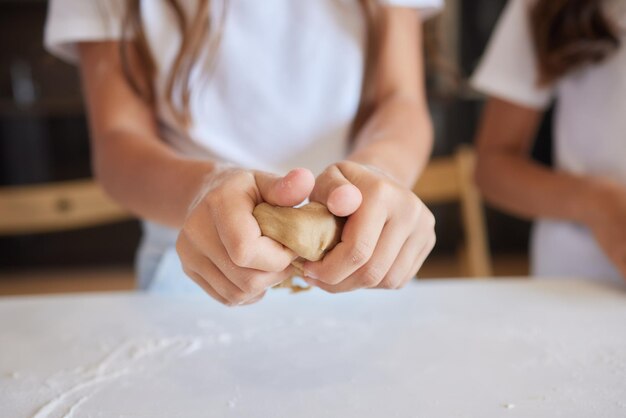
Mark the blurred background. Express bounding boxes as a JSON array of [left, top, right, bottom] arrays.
[[0, 0, 553, 295]]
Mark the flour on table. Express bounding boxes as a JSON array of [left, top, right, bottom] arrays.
[[196, 318, 216, 330], [291, 317, 306, 327], [227, 384, 242, 409], [33, 368, 131, 418], [217, 333, 233, 346], [60, 395, 88, 418], [32, 336, 209, 418]]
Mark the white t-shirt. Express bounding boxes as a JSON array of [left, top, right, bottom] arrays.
[[471, 0, 626, 282], [45, 0, 442, 288]]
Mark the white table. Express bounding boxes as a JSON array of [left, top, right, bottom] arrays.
[[2, 279, 626, 418]]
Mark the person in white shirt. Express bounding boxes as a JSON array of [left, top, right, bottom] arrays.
[[472, 0, 626, 283], [45, 0, 441, 304]]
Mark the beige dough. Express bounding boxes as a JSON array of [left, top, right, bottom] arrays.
[[253, 202, 345, 291]]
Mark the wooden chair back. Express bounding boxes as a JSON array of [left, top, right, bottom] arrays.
[[0, 179, 130, 235], [413, 146, 493, 277]]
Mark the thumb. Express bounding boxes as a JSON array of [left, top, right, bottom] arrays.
[[311, 165, 362, 217], [254, 168, 315, 207]]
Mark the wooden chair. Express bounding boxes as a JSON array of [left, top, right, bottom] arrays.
[[413, 146, 493, 278], [0, 179, 129, 235], [0, 179, 135, 295]]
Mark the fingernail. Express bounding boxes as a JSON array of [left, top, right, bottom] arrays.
[[304, 270, 318, 280]]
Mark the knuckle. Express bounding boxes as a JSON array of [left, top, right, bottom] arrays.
[[229, 241, 253, 268], [220, 299, 237, 307], [175, 234, 187, 256], [423, 209, 436, 229], [371, 179, 391, 199], [428, 234, 437, 251], [223, 170, 253, 193], [377, 277, 396, 289], [403, 199, 422, 227], [238, 279, 255, 295], [393, 280, 406, 290], [181, 266, 195, 280], [241, 294, 264, 306], [361, 263, 385, 287], [202, 190, 218, 208], [407, 193, 422, 213], [333, 161, 349, 173], [319, 274, 343, 286], [203, 187, 225, 210], [421, 234, 437, 257], [349, 240, 374, 267], [320, 284, 341, 294], [266, 257, 292, 273], [227, 288, 248, 306], [240, 275, 265, 295], [233, 169, 253, 183], [320, 164, 337, 180]]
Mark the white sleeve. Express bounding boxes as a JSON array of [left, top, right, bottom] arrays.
[[44, 0, 126, 64], [470, 0, 554, 109], [382, 0, 443, 20]]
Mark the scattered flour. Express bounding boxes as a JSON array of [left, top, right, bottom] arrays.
[[60, 395, 89, 418], [33, 369, 131, 418], [32, 336, 208, 418]]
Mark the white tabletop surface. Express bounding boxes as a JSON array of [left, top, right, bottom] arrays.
[[1, 279, 626, 418]]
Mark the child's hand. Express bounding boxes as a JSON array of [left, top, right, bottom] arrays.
[[176, 167, 315, 305], [302, 161, 436, 292], [586, 180, 626, 280]]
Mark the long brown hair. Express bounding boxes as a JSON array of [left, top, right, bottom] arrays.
[[530, 0, 620, 86], [121, 0, 382, 132]]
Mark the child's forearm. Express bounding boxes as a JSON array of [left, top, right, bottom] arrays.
[[475, 152, 605, 226], [93, 129, 217, 228], [348, 95, 433, 188], [77, 42, 219, 229]]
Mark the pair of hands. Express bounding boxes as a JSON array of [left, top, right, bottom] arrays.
[[176, 161, 436, 306], [585, 179, 626, 280]]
